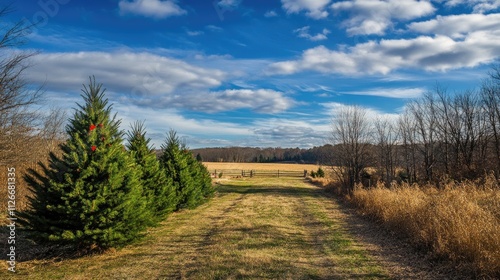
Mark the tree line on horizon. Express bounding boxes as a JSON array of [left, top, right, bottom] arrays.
[[329, 66, 500, 193], [190, 145, 336, 164]]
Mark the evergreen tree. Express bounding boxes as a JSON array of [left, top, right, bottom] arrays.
[[126, 121, 176, 224], [19, 77, 148, 250], [159, 130, 204, 210], [188, 153, 215, 199], [196, 153, 203, 162]]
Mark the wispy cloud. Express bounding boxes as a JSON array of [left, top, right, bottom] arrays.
[[187, 30, 204, 36], [281, 0, 331, 19], [438, 0, 500, 13], [119, 0, 187, 19], [293, 26, 330, 41], [206, 25, 224, 32], [342, 87, 425, 99], [264, 10, 278, 17]]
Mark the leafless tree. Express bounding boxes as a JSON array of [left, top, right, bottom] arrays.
[[398, 111, 418, 183], [0, 5, 64, 164], [374, 117, 399, 185], [330, 105, 373, 193], [481, 65, 500, 175]]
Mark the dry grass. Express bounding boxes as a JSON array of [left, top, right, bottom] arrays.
[[0, 162, 41, 225], [349, 177, 500, 278], [0, 177, 388, 279]]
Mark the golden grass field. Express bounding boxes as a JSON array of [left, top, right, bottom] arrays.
[[203, 162, 322, 172]]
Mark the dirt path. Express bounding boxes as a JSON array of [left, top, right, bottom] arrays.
[[1, 178, 459, 279]]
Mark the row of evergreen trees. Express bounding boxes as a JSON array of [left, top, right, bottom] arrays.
[[19, 77, 214, 250]]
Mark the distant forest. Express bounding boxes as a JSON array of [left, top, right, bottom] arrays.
[[190, 145, 336, 164]]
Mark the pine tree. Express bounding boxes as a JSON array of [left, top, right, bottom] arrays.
[[19, 77, 149, 250], [159, 130, 203, 210], [196, 153, 203, 162], [188, 154, 215, 199], [126, 121, 176, 224]]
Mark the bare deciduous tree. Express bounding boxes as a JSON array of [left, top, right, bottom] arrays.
[[330, 105, 373, 193], [0, 5, 64, 164]]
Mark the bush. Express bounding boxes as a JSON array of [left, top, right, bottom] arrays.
[[316, 167, 325, 178]]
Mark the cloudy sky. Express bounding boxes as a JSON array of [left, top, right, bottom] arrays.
[[6, 0, 500, 148]]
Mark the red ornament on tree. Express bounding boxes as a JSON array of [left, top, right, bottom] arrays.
[[89, 124, 96, 131], [91, 145, 97, 152], [98, 123, 104, 128]]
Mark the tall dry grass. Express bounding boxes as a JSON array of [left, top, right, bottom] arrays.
[[349, 175, 500, 278]]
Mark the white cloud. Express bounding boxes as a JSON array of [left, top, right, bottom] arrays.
[[115, 104, 253, 148], [145, 89, 295, 113], [323, 102, 400, 122], [252, 118, 330, 147], [26, 51, 294, 114], [27, 51, 224, 93], [216, 0, 241, 9], [206, 25, 224, 32], [281, 0, 331, 19], [268, 27, 500, 75], [331, 0, 435, 35], [437, 0, 500, 13], [294, 26, 330, 41], [264, 10, 278, 17], [343, 87, 425, 98], [119, 0, 187, 19], [408, 13, 500, 38]]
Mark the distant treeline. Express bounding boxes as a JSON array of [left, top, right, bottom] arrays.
[[189, 145, 336, 164]]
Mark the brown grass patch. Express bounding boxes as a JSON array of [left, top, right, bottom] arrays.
[[349, 178, 500, 278]]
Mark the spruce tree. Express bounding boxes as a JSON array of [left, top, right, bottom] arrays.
[[159, 130, 203, 210], [19, 77, 148, 250], [187, 153, 215, 200], [126, 121, 176, 224]]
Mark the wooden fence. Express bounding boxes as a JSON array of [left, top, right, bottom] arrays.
[[210, 169, 307, 178]]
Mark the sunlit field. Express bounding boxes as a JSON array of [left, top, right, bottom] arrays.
[[203, 162, 321, 172], [0, 177, 388, 279]]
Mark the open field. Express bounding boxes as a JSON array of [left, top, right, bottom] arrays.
[[203, 162, 322, 172], [204, 162, 324, 178], [1, 177, 391, 279]]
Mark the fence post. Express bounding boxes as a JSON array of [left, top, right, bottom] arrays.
[[250, 170, 253, 178], [278, 170, 280, 178], [304, 170, 307, 177]]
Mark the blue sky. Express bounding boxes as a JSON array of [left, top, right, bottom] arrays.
[[6, 0, 500, 148]]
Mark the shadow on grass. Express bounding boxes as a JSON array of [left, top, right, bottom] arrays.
[[216, 180, 327, 199], [0, 224, 139, 262]]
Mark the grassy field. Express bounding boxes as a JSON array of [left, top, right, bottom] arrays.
[[1, 177, 389, 279], [204, 162, 321, 172]]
